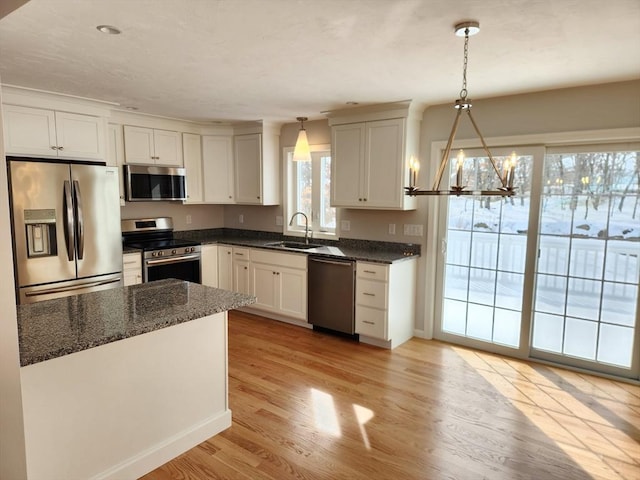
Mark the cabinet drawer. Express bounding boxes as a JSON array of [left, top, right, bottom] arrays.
[[356, 306, 387, 339], [232, 247, 250, 259], [356, 279, 387, 309], [123, 252, 141, 269], [356, 262, 388, 282], [250, 248, 307, 270]]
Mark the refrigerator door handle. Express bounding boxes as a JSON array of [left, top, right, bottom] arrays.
[[73, 180, 85, 260], [63, 180, 75, 261]]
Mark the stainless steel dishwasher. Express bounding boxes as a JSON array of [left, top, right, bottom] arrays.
[[308, 256, 356, 335]]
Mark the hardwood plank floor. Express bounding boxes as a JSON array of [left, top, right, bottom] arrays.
[[141, 311, 640, 480]]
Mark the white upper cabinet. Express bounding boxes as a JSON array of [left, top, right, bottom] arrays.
[[107, 124, 126, 206], [327, 101, 420, 210], [233, 123, 279, 205], [123, 125, 182, 166], [203, 135, 234, 203], [183, 133, 203, 203], [4, 105, 106, 160]]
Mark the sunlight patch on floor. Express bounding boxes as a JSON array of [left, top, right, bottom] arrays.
[[353, 404, 374, 450], [310, 388, 341, 437], [451, 346, 639, 480]]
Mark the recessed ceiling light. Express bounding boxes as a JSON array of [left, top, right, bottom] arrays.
[[96, 25, 121, 35], [346, 101, 359, 105], [124, 106, 138, 111]]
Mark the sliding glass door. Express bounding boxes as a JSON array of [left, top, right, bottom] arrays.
[[531, 146, 640, 376], [435, 144, 640, 379], [436, 147, 540, 355]]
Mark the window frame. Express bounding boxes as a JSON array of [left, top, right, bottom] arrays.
[[283, 144, 337, 240]]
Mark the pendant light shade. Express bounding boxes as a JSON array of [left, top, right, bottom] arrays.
[[293, 117, 312, 162]]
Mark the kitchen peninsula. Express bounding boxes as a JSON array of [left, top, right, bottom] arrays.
[[17, 279, 255, 480]]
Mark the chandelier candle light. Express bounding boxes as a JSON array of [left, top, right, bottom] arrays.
[[405, 21, 517, 197]]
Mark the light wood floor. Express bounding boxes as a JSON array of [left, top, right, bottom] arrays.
[[142, 311, 640, 480]]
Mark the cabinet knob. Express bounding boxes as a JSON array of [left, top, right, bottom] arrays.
[[58, 146, 64, 150], [257, 196, 260, 200], [51, 146, 57, 150]]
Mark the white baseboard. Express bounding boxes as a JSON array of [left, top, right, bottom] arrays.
[[93, 410, 232, 480]]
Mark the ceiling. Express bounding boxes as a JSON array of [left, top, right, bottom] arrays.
[[1, 0, 639, 124]]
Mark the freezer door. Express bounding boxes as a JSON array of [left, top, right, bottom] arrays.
[[70, 164, 122, 279], [9, 160, 76, 286]]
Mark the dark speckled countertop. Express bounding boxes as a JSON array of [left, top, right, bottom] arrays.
[[17, 279, 255, 367], [174, 228, 420, 264]]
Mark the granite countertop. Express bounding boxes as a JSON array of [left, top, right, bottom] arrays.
[[17, 279, 255, 367], [175, 229, 421, 264]]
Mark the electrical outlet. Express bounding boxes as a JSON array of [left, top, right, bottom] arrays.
[[341, 220, 351, 231], [388, 223, 396, 235], [403, 224, 424, 236], [239, 214, 244, 224], [276, 215, 283, 226], [186, 214, 192, 225]]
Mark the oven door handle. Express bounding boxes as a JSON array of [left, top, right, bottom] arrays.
[[146, 254, 201, 266]]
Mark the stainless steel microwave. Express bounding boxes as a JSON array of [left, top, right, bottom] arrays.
[[124, 164, 187, 201]]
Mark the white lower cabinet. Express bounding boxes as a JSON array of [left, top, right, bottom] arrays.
[[249, 249, 307, 321], [232, 247, 250, 295], [355, 259, 416, 348], [217, 245, 233, 291], [122, 252, 142, 286], [201, 244, 218, 287]]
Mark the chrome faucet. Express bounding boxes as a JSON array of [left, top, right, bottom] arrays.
[[289, 212, 310, 244]]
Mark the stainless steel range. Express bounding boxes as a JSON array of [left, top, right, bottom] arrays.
[[121, 217, 201, 284]]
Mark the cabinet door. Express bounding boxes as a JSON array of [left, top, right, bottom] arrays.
[[107, 124, 126, 205], [234, 133, 262, 204], [364, 118, 404, 208], [154, 129, 182, 166], [233, 260, 250, 294], [331, 123, 366, 207], [279, 266, 307, 320], [183, 133, 203, 203], [3, 105, 57, 157], [201, 244, 218, 287], [203, 135, 234, 203], [250, 263, 278, 311], [55, 112, 105, 160], [123, 126, 155, 164], [122, 253, 142, 286], [217, 246, 233, 290]]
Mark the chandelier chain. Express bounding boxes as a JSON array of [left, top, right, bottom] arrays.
[[460, 28, 470, 100]]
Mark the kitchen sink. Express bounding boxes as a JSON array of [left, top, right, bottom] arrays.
[[265, 241, 323, 250]]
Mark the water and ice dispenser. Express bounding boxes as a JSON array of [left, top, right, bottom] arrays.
[[24, 209, 57, 258]]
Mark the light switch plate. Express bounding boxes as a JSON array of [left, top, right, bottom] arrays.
[[403, 224, 423, 236], [341, 220, 351, 231], [388, 223, 396, 235], [276, 215, 283, 226], [186, 214, 192, 225], [239, 214, 244, 224]]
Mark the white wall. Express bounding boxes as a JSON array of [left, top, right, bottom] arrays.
[[0, 76, 28, 480]]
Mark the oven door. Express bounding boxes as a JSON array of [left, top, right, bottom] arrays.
[[144, 254, 201, 283]]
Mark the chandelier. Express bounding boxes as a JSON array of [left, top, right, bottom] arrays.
[[405, 21, 516, 197]]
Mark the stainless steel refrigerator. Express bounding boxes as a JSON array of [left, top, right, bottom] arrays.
[[8, 158, 123, 304]]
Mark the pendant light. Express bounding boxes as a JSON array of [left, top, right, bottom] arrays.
[[293, 117, 312, 162], [406, 21, 516, 197]]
